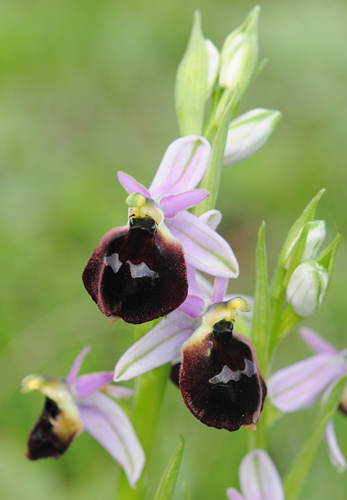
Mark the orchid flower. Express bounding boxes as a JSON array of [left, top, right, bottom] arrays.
[[227, 449, 284, 500], [21, 345, 145, 487], [83, 135, 238, 324], [179, 296, 266, 431], [115, 263, 265, 431], [268, 328, 347, 472]]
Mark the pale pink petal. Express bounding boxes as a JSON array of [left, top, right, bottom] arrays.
[[240, 449, 284, 500], [300, 327, 338, 355], [160, 189, 209, 218], [212, 277, 229, 302], [226, 488, 246, 500], [114, 311, 199, 381], [324, 420, 347, 473], [177, 294, 206, 318], [79, 392, 145, 487], [149, 136, 211, 198], [199, 209, 222, 230], [166, 211, 239, 278], [268, 354, 347, 413], [73, 371, 114, 398], [117, 172, 151, 197], [66, 345, 91, 385]]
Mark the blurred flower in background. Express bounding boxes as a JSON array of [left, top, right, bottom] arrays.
[[226, 448, 284, 500], [268, 328, 347, 472], [21, 345, 145, 487]]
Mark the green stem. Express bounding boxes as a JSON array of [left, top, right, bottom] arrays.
[[267, 296, 283, 361], [248, 402, 268, 452], [116, 319, 171, 500], [194, 87, 238, 216], [116, 363, 170, 500], [276, 305, 301, 339], [203, 87, 223, 143]]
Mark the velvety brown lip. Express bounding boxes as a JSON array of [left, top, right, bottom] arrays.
[[27, 398, 74, 461], [82, 216, 188, 324], [180, 319, 266, 431]]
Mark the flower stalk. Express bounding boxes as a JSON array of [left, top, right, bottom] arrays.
[[116, 324, 171, 500]]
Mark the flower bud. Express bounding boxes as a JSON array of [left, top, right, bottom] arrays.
[[286, 260, 329, 317], [175, 11, 209, 135], [223, 108, 281, 166], [284, 220, 326, 269], [218, 6, 260, 94]]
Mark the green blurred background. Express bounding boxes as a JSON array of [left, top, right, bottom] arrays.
[[1, 0, 347, 498]]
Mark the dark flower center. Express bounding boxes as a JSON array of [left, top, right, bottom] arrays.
[[129, 215, 156, 234]]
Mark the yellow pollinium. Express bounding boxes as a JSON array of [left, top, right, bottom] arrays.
[[21, 374, 46, 393], [126, 193, 147, 217]]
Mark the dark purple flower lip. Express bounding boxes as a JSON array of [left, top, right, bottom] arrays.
[[83, 195, 188, 324], [27, 397, 77, 460], [180, 315, 266, 431]]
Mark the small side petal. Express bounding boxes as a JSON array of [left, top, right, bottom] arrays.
[[167, 211, 239, 278], [300, 327, 338, 355], [160, 189, 209, 218], [114, 311, 199, 381], [177, 294, 206, 318], [79, 392, 145, 487], [226, 488, 246, 500], [66, 345, 91, 385], [117, 172, 151, 197], [324, 420, 347, 473], [268, 354, 347, 413], [149, 136, 211, 198], [212, 277, 229, 303], [103, 385, 133, 399], [239, 449, 284, 500], [73, 372, 114, 398]]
